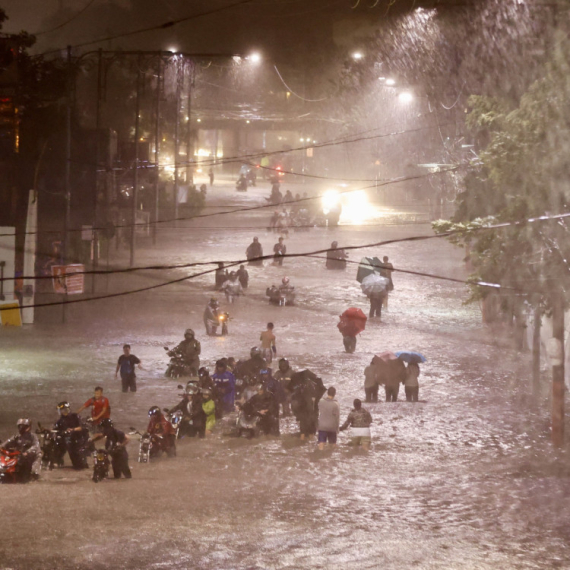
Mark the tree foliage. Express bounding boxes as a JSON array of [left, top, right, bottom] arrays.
[[433, 31, 570, 307]]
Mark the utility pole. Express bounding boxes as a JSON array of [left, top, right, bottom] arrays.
[[63, 45, 72, 324], [532, 303, 542, 398], [551, 293, 565, 446], [174, 59, 181, 228], [153, 58, 161, 245], [130, 56, 142, 267], [186, 61, 193, 186], [92, 48, 103, 292]]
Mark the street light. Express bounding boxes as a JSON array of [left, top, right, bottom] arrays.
[[398, 91, 414, 103], [385, 78, 396, 86], [248, 52, 261, 63], [352, 52, 363, 60]]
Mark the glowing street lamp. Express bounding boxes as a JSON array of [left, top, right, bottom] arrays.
[[352, 52, 363, 60], [385, 78, 396, 86], [398, 91, 414, 103], [248, 52, 261, 64]]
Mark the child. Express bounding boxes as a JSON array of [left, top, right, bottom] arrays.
[[260, 322, 277, 363]]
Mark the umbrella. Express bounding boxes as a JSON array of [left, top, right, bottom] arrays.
[[372, 351, 399, 364], [361, 274, 389, 296], [395, 351, 427, 364], [338, 307, 367, 337], [356, 256, 383, 283]]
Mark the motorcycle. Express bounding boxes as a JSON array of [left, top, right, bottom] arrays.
[[36, 424, 64, 470], [206, 312, 230, 336], [164, 409, 184, 439], [164, 346, 194, 378], [0, 446, 22, 483], [246, 168, 257, 187], [266, 285, 296, 306], [235, 404, 260, 439], [130, 429, 174, 462], [92, 448, 110, 483], [236, 175, 248, 192]]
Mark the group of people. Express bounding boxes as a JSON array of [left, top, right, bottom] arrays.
[[364, 358, 421, 403]]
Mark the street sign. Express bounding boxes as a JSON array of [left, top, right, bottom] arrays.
[[51, 264, 85, 295]]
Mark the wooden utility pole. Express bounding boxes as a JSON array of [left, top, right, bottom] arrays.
[[129, 56, 142, 267], [63, 45, 72, 324], [551, 293, 565, 446], [532, 304, 542, 397], [153, 59, 161, 245], [174, 59, 181, 228]]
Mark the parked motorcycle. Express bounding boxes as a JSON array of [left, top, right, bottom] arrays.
[[92, 449, 110, 483]]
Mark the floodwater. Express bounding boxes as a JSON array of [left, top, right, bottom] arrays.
[[1, 180, 569, 569]]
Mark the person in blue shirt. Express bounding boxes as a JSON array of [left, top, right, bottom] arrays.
[[211, 360, 236, 415]]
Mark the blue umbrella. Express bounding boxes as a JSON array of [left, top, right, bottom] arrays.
[[395, 351, 427, 364]]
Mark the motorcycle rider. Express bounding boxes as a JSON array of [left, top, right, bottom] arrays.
[[171, 329, 201, 374], [240, 347, 268, 380], [247, 383, 280, 436], [146, 406, 176, 456], [269, 184, 282, 205], [246, 237, 263, 266], [211, 359, 236, 415], [1, 418, 42, 482], [273, 358, 295, 416], [204, 298, 222, 336], [90, 418, 132, 479], [220, 271, 243, 304], [168, 380, 207, 438], [326, 241, 348, 270], [236, 173, 248, 191], [54, 402, 89, 470]]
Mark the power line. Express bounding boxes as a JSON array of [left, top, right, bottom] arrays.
[[34, 0, 99, 36], [4, 209, 563, 289], [0, 168, 458, 238], [35, 0, 257, 57]]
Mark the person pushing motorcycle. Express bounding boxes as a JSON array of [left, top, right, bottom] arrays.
[[146, 406, 177, 456], [53, 402, 89, 470], [90, 418, 132, 479]]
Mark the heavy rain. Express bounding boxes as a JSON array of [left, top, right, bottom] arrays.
[[1, 1, 570, 569]]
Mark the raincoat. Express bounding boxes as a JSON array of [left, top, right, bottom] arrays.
[[202, 399, 216, 432]]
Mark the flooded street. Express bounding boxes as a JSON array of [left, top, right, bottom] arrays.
[[1, 181, 570, 570]]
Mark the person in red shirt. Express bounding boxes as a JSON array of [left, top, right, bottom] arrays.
[[76, 387, 111, 426], [146, 406, 176, 456]]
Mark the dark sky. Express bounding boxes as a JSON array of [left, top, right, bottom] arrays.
[[1, 0, 430, 57]]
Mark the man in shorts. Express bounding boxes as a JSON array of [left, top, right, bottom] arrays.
[[115, 344, 142, 393], [259, 322, 276, 363], [340, 399, 372, 451], [317, 386, 339, 451]]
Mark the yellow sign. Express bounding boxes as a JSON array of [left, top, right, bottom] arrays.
[[0, 302, 22, 326]]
